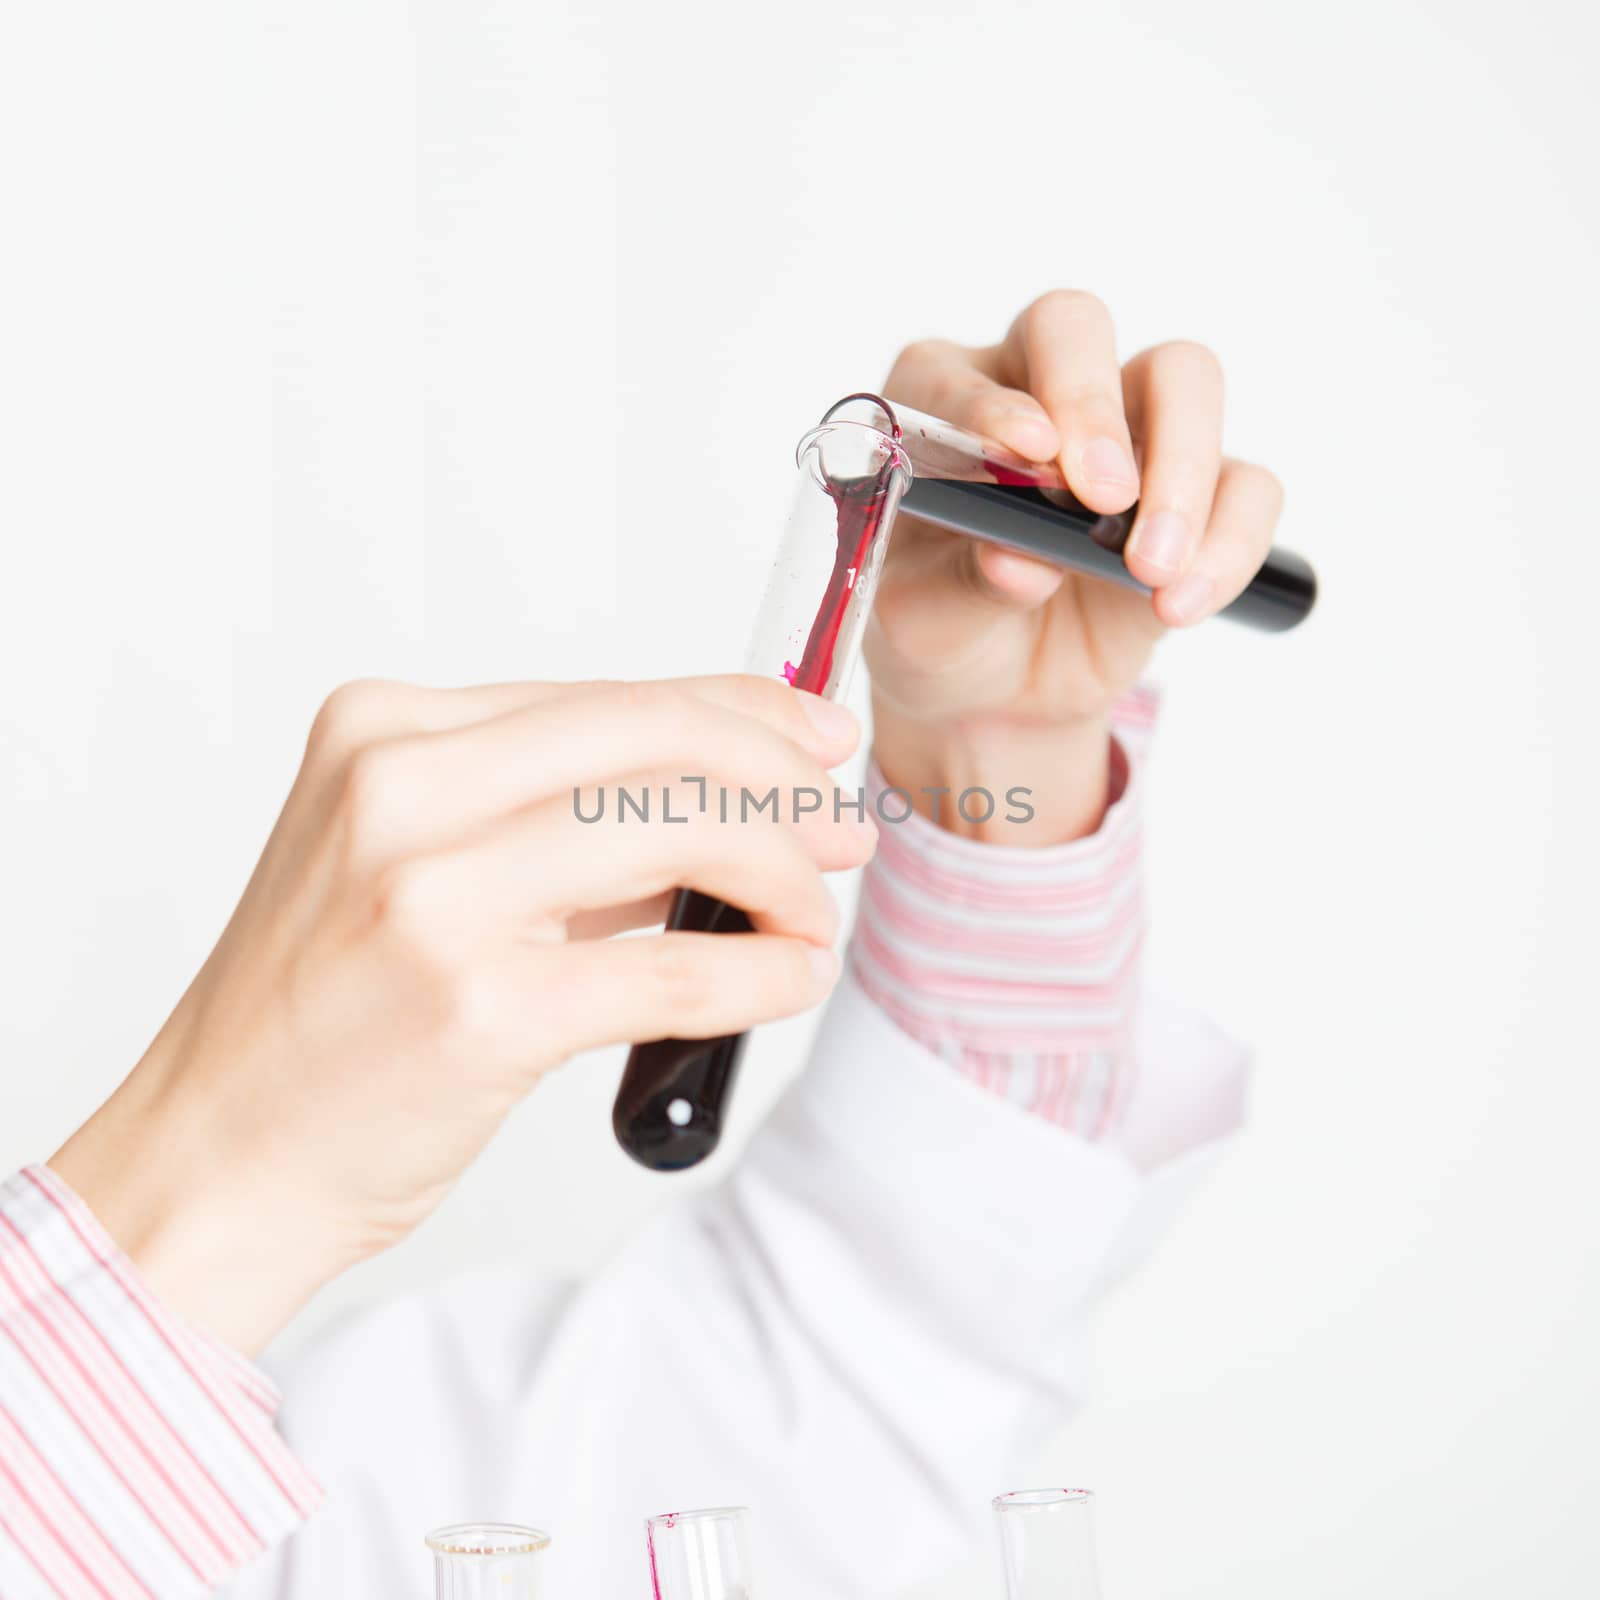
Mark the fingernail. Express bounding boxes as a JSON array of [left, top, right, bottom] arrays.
[[1080, 436, 1140, 489], [1132, 510, 1191, 575], [808, 945, 841, 987], [1163, 571, 1215, 626], [797, 693, 858, 746]]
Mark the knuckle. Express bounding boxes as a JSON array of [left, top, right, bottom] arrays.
[[431, 967, 491, 1044], [771, 940, 822, 1011], [968, 384, 1025, 426], [890, 337, 936, 373], [888, 337, 954, 381], [368, 858, 442, 941], [338, 741, 410, 846], [614, 678, 689, 728], [368, 862, 475, 1022], [1056, 380, 1123, 418], [648, 940, 714, 1020], [308, 679, 402, 761], [728, 673, 805, 739], [1236, 460, 1286, 508], [1151, 339, 1224, 385], [1029, 287, 1105, 328]]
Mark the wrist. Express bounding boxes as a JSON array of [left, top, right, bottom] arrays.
[[868, 703, 1114, 845], [48, 1063, 348, 1358]]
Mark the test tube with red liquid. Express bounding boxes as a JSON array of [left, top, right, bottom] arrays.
[[610, 403, 912, 1171], [611, 395, 1316, 1171], [646, 1507, 756, 1600]]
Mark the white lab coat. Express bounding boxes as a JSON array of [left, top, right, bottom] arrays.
[[225, 973, 1245, 1599]]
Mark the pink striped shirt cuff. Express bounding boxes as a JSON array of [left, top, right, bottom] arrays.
[[848, 684, 1158, 1145], [0, 1165, 320, 1599]]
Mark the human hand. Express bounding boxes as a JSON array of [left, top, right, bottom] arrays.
[[50, 676, 874, 1354], [866, 290, 1284, 842]]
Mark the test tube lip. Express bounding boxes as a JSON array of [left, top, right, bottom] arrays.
[[794, 418, 912, 491], [649, 1506, 752, 1525], [424, 1522, 551, 1555], [992, 1488, 1095, 1510], [822, 392, 1062, 489]]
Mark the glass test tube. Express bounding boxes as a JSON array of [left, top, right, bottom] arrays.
[[646, 1506, 757, 1600], [884, 394, 1317, 633], [609, 412, 910, 1173], [426, 1522, 550, 1599], [993, 1489, 1101, 1600]]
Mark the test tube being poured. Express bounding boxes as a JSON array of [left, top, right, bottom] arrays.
[[611, 393, 1317, 1171], [647, 1506, 757, 1600], [993, 1489, 1102, 1600], [610, 410, 911, 1171], [425, 1522, 550, 1600]]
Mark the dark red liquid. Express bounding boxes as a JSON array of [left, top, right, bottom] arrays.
[[611, 472, 895, 1171], [787, 472, 895, 693], [610, 890, 753, 1170]]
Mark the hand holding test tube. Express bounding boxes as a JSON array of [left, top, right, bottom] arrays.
[[612, 392, 1314, 1172]]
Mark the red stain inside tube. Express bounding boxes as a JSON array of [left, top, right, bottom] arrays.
[[787, 474, 894, 694], [786, 453, 1041, 692]]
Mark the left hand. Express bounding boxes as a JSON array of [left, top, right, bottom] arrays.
[[865, 289, 1284, 843]]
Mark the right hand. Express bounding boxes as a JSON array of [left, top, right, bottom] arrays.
[[49, 675, 874, 1354]]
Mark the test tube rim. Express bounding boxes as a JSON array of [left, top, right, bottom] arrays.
[[992, 1488, 1095, 1511], [793, 418, 911, 488], [647, 1505, 751, 1528], [423, 1521, 552, 1555]]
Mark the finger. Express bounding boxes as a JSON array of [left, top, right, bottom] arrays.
[[673, 674, 861, 767], [305, 678, 567, 768], [567, 893, 674, 942], [386, 775, 863, 949], [533, 930, 841, 1057], [307, 674, 857, 767], [885, 338, 1062, 461], [553, 805, 840, 946], [970, 543, 1068, 607], [1120, 342, 1226, 589], [561, 770, 877, 881], [999, 290, 1139, 512], [882, 338, 1067, 604], [335, 679, 862, 859], [1154, 459, 1285, 628], [867, 530, 1061, 693]]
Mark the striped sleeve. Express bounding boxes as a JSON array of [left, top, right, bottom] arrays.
[[848, 683, 1159, 1149], [0, 1165, 320, 1599]]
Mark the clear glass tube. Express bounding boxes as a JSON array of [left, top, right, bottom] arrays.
[[993, 1488, 1101, 1600], [426, 1522, 550, 1599], [645, 1506, 755, 1600], [608, 407, 908, 1173], [782, 392, 1315, 636], [744, 399, 911, 700]]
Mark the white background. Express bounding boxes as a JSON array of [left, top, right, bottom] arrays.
[[2, 1, 1597, 1595]]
